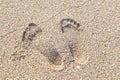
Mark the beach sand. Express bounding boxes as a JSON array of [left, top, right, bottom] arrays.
[[0, 0, 120, 80]]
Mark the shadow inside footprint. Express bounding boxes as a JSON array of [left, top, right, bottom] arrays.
[[41, 48, 66, 71], [44, 49, 62, 65]]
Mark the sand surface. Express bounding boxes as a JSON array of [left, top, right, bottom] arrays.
[[0, 0, 120, 80]]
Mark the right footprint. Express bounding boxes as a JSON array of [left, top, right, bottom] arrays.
[[61, 18, 89, 65]]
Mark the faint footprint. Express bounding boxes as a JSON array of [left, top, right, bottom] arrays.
[[21, 23, 42, 49], [60, 18, 89, 65], [11, 23, 42, 61]]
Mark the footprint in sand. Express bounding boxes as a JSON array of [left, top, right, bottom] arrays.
[[11, 19, 89, 70]]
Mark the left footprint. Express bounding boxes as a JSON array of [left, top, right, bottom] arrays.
[[11, 23, 42, 61]]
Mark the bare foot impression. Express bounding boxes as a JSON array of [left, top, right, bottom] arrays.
[[60, 18, 80, 33], [11, 18, 89, 70], [11, 23, 42, 61]]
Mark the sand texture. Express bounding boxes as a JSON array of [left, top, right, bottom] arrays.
[[0, 0, 120, 80]]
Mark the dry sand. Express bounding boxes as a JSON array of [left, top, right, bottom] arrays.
[[0, 0, 120, 80]]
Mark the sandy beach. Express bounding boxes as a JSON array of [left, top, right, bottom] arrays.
[[0, 0, 120, 80]]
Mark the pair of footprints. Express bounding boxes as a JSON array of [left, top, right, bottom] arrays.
[[12, 18, 82, 70]]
